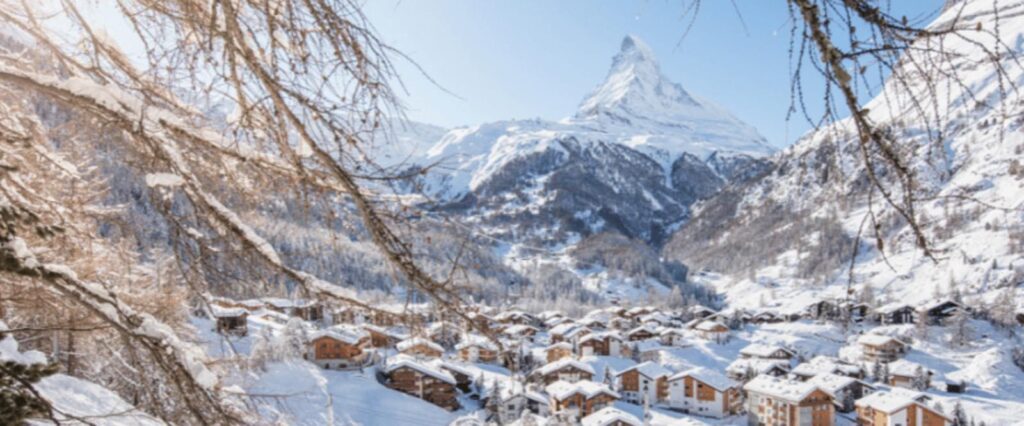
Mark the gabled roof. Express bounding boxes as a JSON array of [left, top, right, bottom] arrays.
[[210, 305, 248, 318], [625, 324, 659, 336], [502, 324, 538, 336], [857, 334, 908, 347], [668, 367, 738, 391], [694, 320, 728, 332], [806, 373, 863, 396], [384, 354, 456, 385], [536, 358, 596, 376], [579, 331, 622, 344], [726, 358, 790, 376], [454, 335, 499, 351], [545, 380, 619, 400], [614, 361, 671, 379], [744, 375, 823, 403], [545, 342, 573, 351], [581, 407, 641, 426], [310, 326, 368, 345], [886, 359, 934, 378], [549, 323, 579, 336], [792, 356, 862, 377], [740, 343, 794, 358], [396, 337, 444, 353], [855, 390, 952, 420]]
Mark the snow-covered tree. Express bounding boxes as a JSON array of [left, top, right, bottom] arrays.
[[911, 366, 930, 390], [952, 401, 968, 426], [990, 286, 1018, 333]]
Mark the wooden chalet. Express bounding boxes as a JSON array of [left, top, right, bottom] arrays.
[[578, 332, 624, 357], [396, 337, 444, 359], [874, 304, 916, 324], [858, 334, 910, 363], [384, 355, 460, 410], [624, 325, 658, 342], [306, 326, 370, 369], [856, 390, 951, 426], [454, 335, 499, 363], [211, 305, 248, 336], [545, 380, 619, 419], [739, 343, 796, 361], [533, 358, 595, 385], [806, 373, 873, 412], [544, 342, 573, 363]]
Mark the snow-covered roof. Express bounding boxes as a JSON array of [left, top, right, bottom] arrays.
[[438, 360, 476, 378], [659, 327, 685, 336], [261, 297, 317, 309], [739, 343, 794, 358], [538, 310, 566, 320], [580, 331, 622, 344], [726, 358, 790, 376], [490, 380, 547, 404], [502, 324, 538, 336], [564, 326, 592, 338], [209, 305, 247, 317], [806, 373, 861, 396], [668, 367, 737, 391], [549, 323, 579, 336], [791, 356, 862, 377], [743, 375, 823, 403], [694, 320, 728, 332], [615, 361, 670, 379], [361, 324, 407, 339], [857, 334, 907, 347], [875, 303, 914, 314], [856, 390, 951, 420], [689, 305, 716, 315], [545, 380, 619, 400], [625, 324, 659, 336], [455, 335, 499, 351], [310, 326, 368, 345], [384, 354, 456, 385], [886, 359, 934, 378], [581, 406, 641, 426], [396, 337, 444, 353], [536, 358, 596, 376]]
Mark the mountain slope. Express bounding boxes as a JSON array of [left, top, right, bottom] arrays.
[[665, 0, 1024, 312], [415, 35, 774, 247]]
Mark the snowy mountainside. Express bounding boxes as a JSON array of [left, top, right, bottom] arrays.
[[666, 0, 1024, 314], [412, 35, 773, 249]]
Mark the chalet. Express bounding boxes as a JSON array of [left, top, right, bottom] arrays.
[[886, 359, 934, 389], [487, 381, 549, 424], [806, 373, 873, 412], [840, 302, 871, 322], [455, 335, 499, 363], [856, 390, 951, 426], [739, 343, 795, 361], [361, 324, 404, 348], [551, 324, 591, 345], [538, 310, 566, 322], [614, 361, 670, 405], [427, 321, 461, 347], [545, 316, 574, 328], [383, 355, 460, 411], [637, 312, 673, 327], [608, 317, 633, 330], [544, 342, 573, 363], [667, 367, 742, 419], [688, 305, 717, 319], [581, 407, 642, 426], [624, 325, 659, 342], [792, 356, 864, 381], [396, 337, 444, 359], [262, 298, 324, 322], [658, 328, 688, 347], [501, 324, 539, 340], [923, 299, 966, 325], [211, 305, 248, 336], [578, 317, 608, 330], [578, 332, 624, 357], [807, 300, 841, 320], [494, 310, 538, 326], [467, 312, 494, 332], [857, 334, 910, 363], [534, 358, 595, 384], [209, 296, 263, 311], [306, 326, 370, 369], [874, 304, 916, 325], [744, 375, 835, 426], [545, 380, 620, 419], [367, 307, 403, 327], [438, 361, 475, 393], [624, 306, 657, 320], [726, 358, 790, 381], [694, 320, 730, 343], [750, 311, 783, 324]]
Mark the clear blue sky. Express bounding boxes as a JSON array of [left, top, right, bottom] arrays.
[[364, 1, 944, 148]]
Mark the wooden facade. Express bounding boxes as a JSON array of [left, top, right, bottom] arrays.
[[386, 366, 459, 411]]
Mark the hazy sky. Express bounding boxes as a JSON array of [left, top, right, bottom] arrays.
[[364, 1, 944, 148]]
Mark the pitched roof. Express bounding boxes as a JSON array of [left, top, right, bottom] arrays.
[[384, 354, 456, 385], [310, 326, 368, 345], [668, 367, 738, 391], [454, 335, 499, 351], [806, 373, 862, 396], [694, 320, 728, 332], [855, 390, 952, 420], [857, 334, 907, 347], [886, 359, 933, 378], [740, 343, 794, 358], [209, 305, 247, 318], [744, 375, 823, 403], [396, 337, 444, 353], [545, 380, 619, 400], [536, 358, 595, 376], [726, 358, 790, 376], [792, 356, 862, 377], [581, 407, 641, 426], [615, 361, 671, 379]]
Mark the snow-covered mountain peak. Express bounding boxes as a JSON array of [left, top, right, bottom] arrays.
[[576, 35, 698, 120]]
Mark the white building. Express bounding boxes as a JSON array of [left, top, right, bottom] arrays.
[[667, 367, 741, 419]]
